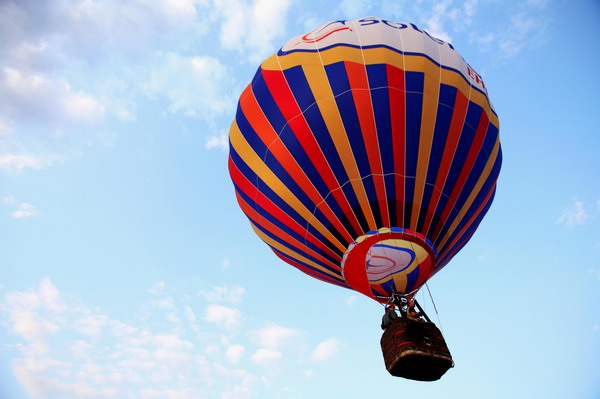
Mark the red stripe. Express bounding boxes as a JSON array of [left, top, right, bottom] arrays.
[[387, 64, 406, 227], [237, 192, 341, 271], [431, 110, 491, 242], [345, 61, 389, 227], [422, 89, 469, 239], [261, 69, 363, 238], [436, 182, 496, 267], [397, 342, 414, 348], [273, 251, 347, 288], [229, 158, 340, 260]]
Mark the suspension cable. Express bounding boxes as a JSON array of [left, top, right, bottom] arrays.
[[425, 282, 445, 336]]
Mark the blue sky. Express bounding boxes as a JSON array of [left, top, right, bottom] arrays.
[[1, 0, 599, 398]]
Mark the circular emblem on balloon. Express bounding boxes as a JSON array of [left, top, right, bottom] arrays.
[[341, 228, 436, 298]]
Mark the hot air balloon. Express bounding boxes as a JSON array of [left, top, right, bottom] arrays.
[[228, 17, 501, 380]]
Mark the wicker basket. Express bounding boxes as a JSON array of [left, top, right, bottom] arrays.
[[380, 317, 453, 381]]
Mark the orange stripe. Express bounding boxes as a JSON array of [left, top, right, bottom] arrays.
[[238, 192, 341, 271], [261, 69, 364, 239], [422, 89, 469, 239], [229, 159, 340, 260], [240, 78, 354, 243], [431, 109, 491, 242], [345, 61, 389, 227]]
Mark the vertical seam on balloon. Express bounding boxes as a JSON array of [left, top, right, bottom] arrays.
[[230, 110, 346, 253], [232, 165, 342, 266], [301, 26, 369, 243], [411, 34, 442, 232], [436, 139, 500, 250], [425, 67, 473, 246], [436, 110, 490, 246], [307, 44, 376, 231], [349, 19, 390, 230], [395, 22, 407, 230], [274, 40, 354, 263], [260, 70, 355, 246]]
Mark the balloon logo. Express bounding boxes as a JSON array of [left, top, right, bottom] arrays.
[[228, 17, 501, 302]]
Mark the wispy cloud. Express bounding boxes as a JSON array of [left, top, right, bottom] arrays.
[[205, 132, 229, 151], [10, 202, 39, 218], [251, 348, 283, 369], [556, 200, 596, 228], [311, 338, 340, 363], [0, 153, 61, 173], [1, 278, 343, 397], [199, 285, 245, 304], [2, 195, 40, 218], [203, 304, 242, 327], [588, 268, 600, 282], [145, 52, 235, 122], [212, 0, 294, 63], [253, 324, 304, 349]]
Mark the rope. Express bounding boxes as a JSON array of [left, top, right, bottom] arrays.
[[425, 283, 445, 337]]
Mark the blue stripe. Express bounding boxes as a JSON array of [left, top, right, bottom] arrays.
[[236, 103, 344, 245], [276, 43, 497, 118], [416, 84, 457, 232], [284, 66, 364, 238], [454, 122, 499, 219], [437, 148, 501, 253], [252, 72, 288, 136], [230, 148, 343, 258], [250, 219, 341, 276], [272, 248, 347, 287], [437, 184, 496, 268], [404, 71, 424, 226], [405, 266, 420, 293], [234, 180, 340, 266], [428, 100, 482, 237], [325, 62, 382, 227], [367, 64, 396, 224]]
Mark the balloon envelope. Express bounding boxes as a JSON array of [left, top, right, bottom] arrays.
[[228, 17, 501, 302]]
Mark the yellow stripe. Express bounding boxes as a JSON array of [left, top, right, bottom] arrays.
[[250, 222, 342, 280], [300, 64, 377, 229], [411, 63, 441, 230], [437, 137, 501, 249], [263, 47, 499, 128], [230, 120, 347, 252]]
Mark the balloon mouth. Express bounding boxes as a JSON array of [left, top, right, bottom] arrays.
[[341, 228, 437, 300]]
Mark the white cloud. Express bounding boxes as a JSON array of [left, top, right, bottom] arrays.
[[310, 338, 339, 363], [0, 153, 61, 173], [199, 285, 245, 304], [588, 268, 600, 282], [0, 278, 346, 397], [424, 1, 453, 44], [338, 0, 373, 18], [203, 304, 241, 327], [10, 202, 39, 218], [225, 344, 245, 363], [253, 324, 303, 349], [556, 200, 589, 228], [1, 67, 105, 128], [251, 348, 283, 368], [346, 295, 357, 307], [205, 133, 229, 151], [148, 282, 166, 295], [222, 257, 231, 270], [145, 52, 235, 122], [213, 0, 294, 62]]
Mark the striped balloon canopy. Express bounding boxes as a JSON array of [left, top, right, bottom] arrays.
[[228, 17, 501, 302]]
